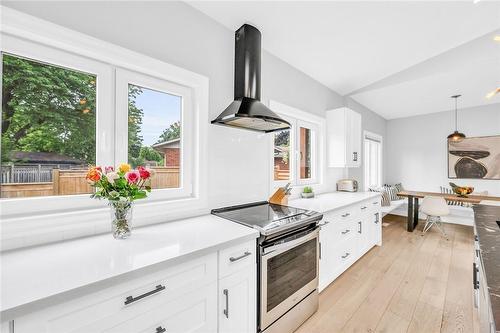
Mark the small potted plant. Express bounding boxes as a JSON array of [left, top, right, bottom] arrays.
[[86, 163, 154, 239], [301, 186, 315, 199]]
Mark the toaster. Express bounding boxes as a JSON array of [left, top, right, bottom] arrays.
[[337, 179, 358, 192]]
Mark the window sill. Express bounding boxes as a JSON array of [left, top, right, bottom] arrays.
[[1, 196, 209, 251]]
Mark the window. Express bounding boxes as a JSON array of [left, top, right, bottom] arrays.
[[1, 53, 99, 198], [364, 131, 383, 191], [1, 8, 208, 246], [270, 102, 320, 187], [127, 84, 181, 188], [273, 130, 291, 181], [116, 69, 194, 199]]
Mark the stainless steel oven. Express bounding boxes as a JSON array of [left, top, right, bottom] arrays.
[[260, 226, 319, 332]]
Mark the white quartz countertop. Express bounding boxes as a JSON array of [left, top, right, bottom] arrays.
[[0, 215, 258, 318], [289, 191, 381, 213]]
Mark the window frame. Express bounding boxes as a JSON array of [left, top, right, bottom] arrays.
[[0, 6, 209, 249], [1, 34, 114, 217], [269, 101, 323, 191], [363, 130, 383, 191], [296, 120, 319, 186], [115, 68, 195, 201]]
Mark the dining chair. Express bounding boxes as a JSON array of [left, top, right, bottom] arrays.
[[420, 196, 450, 240]]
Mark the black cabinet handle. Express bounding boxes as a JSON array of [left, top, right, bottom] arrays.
[[341, 213, 350, 218], [124, 284, 165, 305], [341, 252, 350, 259], [374, 212, 379, 224], [358, 221, 362, 234], [353, 152, 358, 162], [156, 326, 166, 333], [229, 251, 251, 262], [361, 206, 367, 210], [341, 229, 350, 235]]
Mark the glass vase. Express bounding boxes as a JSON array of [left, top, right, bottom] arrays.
[[109, 200, 133, 239]]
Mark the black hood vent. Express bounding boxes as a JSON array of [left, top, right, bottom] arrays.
[[211, 24, 291, 133]]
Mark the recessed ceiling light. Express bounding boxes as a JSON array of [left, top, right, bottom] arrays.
[[494, 36, 500, 42], [473, 0, 481, 3], [486, 88, 500, 99]]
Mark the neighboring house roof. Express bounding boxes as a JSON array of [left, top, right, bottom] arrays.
[[9, 151, 86, 165], [152, 138, 181, 151]]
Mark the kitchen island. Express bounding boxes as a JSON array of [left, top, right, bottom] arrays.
[[473, 204, 500, 333]]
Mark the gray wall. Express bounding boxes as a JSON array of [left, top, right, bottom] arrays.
[[386, 103, 500, 195], [3, 1, 386, 206]]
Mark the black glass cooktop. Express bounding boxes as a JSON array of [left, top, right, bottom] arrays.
[[211, 201, 321, 235]]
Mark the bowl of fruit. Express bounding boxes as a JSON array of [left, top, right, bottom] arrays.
[[449, 182, 474, 198]]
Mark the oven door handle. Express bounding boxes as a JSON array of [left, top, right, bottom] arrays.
[[263, 228, 319, 256]]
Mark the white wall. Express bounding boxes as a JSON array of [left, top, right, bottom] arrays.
[[2, 1, 385, 211], [386, 103, 500, 195]]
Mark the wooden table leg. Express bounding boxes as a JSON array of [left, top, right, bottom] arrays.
[[407, 196, 414, 232], [413, 198, 419, 230]]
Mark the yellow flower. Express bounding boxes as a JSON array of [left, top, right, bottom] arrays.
[[118, 163, 131, 173]]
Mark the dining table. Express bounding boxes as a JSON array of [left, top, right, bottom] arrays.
[[397, 190, 500, 232]]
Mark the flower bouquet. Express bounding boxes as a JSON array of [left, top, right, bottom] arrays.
[[86, 163, 154, 239]]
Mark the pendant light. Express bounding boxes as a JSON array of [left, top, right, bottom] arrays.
[[447, 94, 466, 142]]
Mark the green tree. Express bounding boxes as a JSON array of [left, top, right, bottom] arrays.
[[156, 121, 180, 143], [139, 146, 163, 163], [2, 54, 97, 164], [127, 84, 144, 166]]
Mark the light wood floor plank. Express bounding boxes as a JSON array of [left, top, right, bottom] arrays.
[[296, 215, 476, 333]]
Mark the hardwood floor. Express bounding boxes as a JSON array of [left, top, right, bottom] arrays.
[[296, 214, 478, 333]]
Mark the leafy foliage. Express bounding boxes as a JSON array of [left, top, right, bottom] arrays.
[[157, 121, 181, 143], [2, 54, 97, 164]]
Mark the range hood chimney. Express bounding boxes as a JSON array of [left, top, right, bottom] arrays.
[[211, 24, 291, 133]]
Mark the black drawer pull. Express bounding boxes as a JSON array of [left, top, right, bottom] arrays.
[[229, 251, 251, 262], [361, 206, 367, 210], [341, 252, 350, 259], [124, 284, 165, 305], [156, 326, 166, 333], [341, 213, 350, 218], [341, 229, 350, 235]]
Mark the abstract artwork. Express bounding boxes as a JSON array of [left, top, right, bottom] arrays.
[[448, 135, 500, 179]]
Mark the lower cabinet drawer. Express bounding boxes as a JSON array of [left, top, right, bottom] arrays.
[[14, 253, 217, 333], [336, 242, 356, 266], [219, 240, 256, 279], [106, 282, 217, 333]]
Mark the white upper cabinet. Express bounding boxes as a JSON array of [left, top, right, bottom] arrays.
[[326, 107, 362, 168]]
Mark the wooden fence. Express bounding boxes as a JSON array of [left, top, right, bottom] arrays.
[[1, 167, 180, 198]]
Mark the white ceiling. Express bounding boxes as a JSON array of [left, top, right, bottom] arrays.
[[188, 1, 500, 119]]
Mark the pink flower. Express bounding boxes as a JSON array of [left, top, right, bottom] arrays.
[[125, 171, 140, 184], [104, 166, 114, 174], [137, 166, 151, 180]]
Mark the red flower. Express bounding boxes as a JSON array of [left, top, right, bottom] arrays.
[[137, 166, 151, 180], [86, 167, 101, 183], [125, 171, 140, 184]]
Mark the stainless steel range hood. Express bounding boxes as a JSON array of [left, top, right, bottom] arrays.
[[211, 24, 291, 133]]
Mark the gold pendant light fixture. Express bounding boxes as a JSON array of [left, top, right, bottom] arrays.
[[447, 94, 466, 142]]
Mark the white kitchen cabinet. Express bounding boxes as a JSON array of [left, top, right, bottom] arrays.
[[11, 237, 258, 333], [13, 254, 218, 333], [326, 107, 362, 168], [318, 198, 382, 291], [319, 219, 337, 291], [219, 268, 256, 333]]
